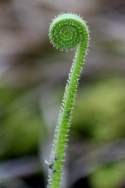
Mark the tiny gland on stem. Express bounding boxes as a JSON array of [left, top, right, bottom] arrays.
[[47, 13, 90, 188]]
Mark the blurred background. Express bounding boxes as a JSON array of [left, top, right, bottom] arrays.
[[0, 0, 125, 188]]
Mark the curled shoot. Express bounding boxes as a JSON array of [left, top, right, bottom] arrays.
[[48, 13, 90, 188]]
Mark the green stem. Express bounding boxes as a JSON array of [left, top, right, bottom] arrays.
[[47, 13, 89, 188]]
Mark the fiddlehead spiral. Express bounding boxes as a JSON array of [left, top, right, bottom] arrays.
[[49, 13, 89, 50], [47, 13, 89, 188]]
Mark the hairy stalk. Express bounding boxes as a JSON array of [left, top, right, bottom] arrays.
[[47, 13, 90, 188]]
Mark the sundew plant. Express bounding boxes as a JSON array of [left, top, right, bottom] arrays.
[[47, 13, 90, 188]]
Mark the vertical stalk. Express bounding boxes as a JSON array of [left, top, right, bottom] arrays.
[[48, 13, 89, 188]]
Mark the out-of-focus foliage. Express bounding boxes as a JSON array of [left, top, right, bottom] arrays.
[[0, 87, 45, 159], [72, 78, 125, 143], [91, 161, 125, 188]]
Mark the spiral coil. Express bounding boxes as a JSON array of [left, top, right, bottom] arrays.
[[49, 13, 89, 50]]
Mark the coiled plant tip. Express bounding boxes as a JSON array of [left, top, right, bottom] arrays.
[[47, 13, 90, 188]]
